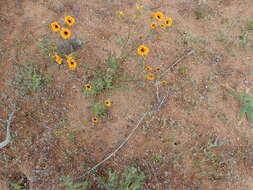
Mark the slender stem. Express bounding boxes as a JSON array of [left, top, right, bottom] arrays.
[[161, 49, 195, 77], [0, 110, 15, 149], [77, 86, 170, 180]]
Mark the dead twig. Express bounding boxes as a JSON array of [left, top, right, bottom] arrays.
[[0, 110, 16, 149], [155, 82, 161, 103], [77, 113, 147, 179], [161, 49, 195, 77], [77, 87, 170, 180]]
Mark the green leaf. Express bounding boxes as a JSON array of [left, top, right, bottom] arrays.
[[228, 88, 253, 122], [227, 88, 242, 101], [239, 105, 247, 119]]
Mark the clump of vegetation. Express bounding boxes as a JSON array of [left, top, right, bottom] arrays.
[[10, 183, 23, 190], [60, 175, 89, 190], [39, 38, 57, 62], [83, 54, 121, 96], [246, 20, 253, 31], [194, 4, 210, 20], [178, 67, 189, 75], [98, 166, 145, 190], [14, 65, 51, 94], [227, 88, 253, 122], [91, 102, 108, 118], [235, 33, 251, 48]]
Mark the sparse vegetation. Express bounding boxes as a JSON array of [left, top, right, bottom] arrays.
[[246, 20, 253, 31], [60, 175, 89, 190], [83, 54, 121, 96], [98, 166, 145, 190], [194, 3, 210, 20], [1, 1, 253, 189], [91, 102, 108, 118], [227, 87, 253, 122], [14, 65, 51, 94]]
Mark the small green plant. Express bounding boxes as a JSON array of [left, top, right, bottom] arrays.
[[178, 67, 188, 75], [246, 20, 253, 31], [60, 175, 89, 190], [194, 4, 209, 20], [176, 30, 195, 47], [98, 166, 145, 190], [10, 183, 22, 190], [83, 54, 121, 96], [216, 30, 230, 45], [235, 33, 251, 48], [150, 154, 163, 164], [38, 38, 57, 62], [227, 88, 253, 122], [91, 102, 108, 118], [14, 65, 51, 94]]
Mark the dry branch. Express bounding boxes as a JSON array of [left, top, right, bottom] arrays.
[[161, 49, 195, 77], [0, 110, 15, 149], [77, 49, 195, 179]]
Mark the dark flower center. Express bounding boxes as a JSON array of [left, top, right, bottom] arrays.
[[70, 61, 74, 65], [55, 25, 58, 28], [157, 15, 160, 19], [141, 48, 145, 52], [68, 19, 71, 23], [64, 31, 68, 35]]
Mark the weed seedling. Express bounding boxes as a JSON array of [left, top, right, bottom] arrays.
[[227, 87, 253, 122], [246, 20, 253, 31], [91, 102, 108, 118], [14, 65, 51, 94], [60, 175, 89, 190], [83, 54, 121, 96], [98, 166, 145, 190]]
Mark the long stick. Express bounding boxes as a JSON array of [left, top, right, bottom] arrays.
[[77, 113, 147, 179], [77, 50, 194, 179], [0, 110, 15, 149], [161, 49, 195, 77], [77, 87, 170, 180]]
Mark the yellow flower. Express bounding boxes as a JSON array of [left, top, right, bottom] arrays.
[[160, 81, 168, 85], [156, 67, 161, 72], [160, 24, 165, 28], [65, 16, 75, 26], [54, 55, 63, 64], [154, 11, 164, 21], [104, 99, 112, 107], [91, 117, 99, 123], [146, 74, 155, 80], [84, 84, 92, 91], [51, 22, 60, 32], [67, 57, 77, 70], [164, 17, 173, 27], [137, 45, 149, 56], [145, 66, 153, 71], [150, 22, 157, 29], [65, 55, 72, 59], [60, 28, 72, 39], [117, 10, 125, 17]]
